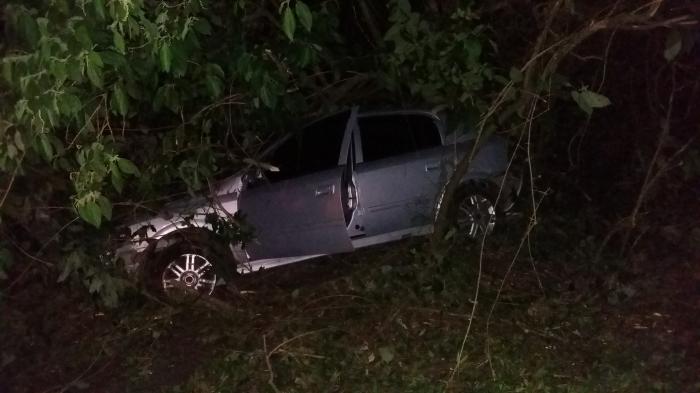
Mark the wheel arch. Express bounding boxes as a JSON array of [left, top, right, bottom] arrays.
[[139, 226, 236, 283]]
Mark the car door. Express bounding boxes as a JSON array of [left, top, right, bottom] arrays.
[[238, 109, 357, 260], [349, 113, 446, 239]]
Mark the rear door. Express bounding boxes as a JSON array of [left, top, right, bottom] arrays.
[[350, 113, 446, 238], [238, 110, 357, 260]]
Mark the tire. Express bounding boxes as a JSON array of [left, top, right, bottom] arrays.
[[143, 229, 232, 302], [451, 181, 498, 241]]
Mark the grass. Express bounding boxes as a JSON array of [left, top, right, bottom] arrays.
[[3, 218, 698, 392]]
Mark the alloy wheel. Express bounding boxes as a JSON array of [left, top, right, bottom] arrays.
[[161, 253, 217, 296], [456, 194, 496, 239]]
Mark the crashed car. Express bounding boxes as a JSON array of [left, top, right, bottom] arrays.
[[114, 108, 521, 298]]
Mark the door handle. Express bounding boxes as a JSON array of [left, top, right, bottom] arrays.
[[425, 161, 441, 172], [314, 184, 335, 197]]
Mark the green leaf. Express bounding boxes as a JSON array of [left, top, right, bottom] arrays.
[[581, 89, 611, 108], [156, 11, 169, 25], [114, 1, 129, 21], [295, 1, 313, 32], [111, 164, 124, 193], [78, 201, 102, 228], [99, 51, 126, 67], [572, 88, 610, 115], [7, 143, 17, 159], [282, 7, 296, 41], [67, 57, 84, 82], [207, 63, 225, 79], [205, 75, 223, 98], [50, 135, 65, 156], [193, 18, 212, 35], [15, 99, 28, 121], [14, 131, 25, 152], [39, 133, 54, 160], [19, 13, 39, 46], [117, 158, 140, 175], [378, 346, 394, 363], [465, 39, 482, 62], [50, 60, 67, 84], [57, 261, 73, 283], [98, 195, 112, 220], [75, 25, 93, 49], [571, 91, 591, 115], [259, 85, 274, 108], [87, 51, 104, 68], [2, 60, 12, 83], [89, 277, 103, 293], [59, 93, 83, 115], [112, 83, 128, 116], [159, 43, 172, 73], [113, 31, 126, 54], [86, 54, 103, 88], [664, 30, 682, 62], [94, 0, 106, 20]]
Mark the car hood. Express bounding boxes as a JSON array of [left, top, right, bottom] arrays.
[[122, 173, 245, 240]]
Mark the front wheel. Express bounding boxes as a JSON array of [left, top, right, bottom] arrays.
[[145, 230, 231, 303], [160, 252, 218, 296]]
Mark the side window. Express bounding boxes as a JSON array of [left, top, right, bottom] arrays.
[[358, 114, 441, 162], [298, 111, 349, 174], [266, 111, 349, 182], [265, 135, 299, 182]]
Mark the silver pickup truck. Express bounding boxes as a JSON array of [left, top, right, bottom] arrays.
[[114, 108, 521, 298]]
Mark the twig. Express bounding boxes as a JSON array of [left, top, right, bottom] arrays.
[[3, 232, 54, 267], [66, 97, 103, 150], [526, 234, 545, 296], [619, 66, 676, 253], [263, 335, 282, 393], [263, 329, 326, 393], [484, 191, 548, 380], [6, 263, 34, 291], [269, 329, 326, 356], [56, 348, 104, 393], [37, 218, 79, 254], [443, 106, 528, 387], [0, 153, 24, 211]]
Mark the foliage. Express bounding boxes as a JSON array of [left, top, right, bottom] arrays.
[[381, 0, 493, 114], [571, 87, 611, 115], [0, 0, 496, 304], [8, 231, 697, 391], [0, 0, 322, 212], [57, 248, 127, 307]]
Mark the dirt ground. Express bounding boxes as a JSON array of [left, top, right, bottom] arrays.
[[1, 235, 699, 392]]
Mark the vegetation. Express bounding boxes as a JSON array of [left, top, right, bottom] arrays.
[[1, 0, 699, 391]]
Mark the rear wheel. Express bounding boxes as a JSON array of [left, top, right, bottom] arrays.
[[453, 182, 497, 240]]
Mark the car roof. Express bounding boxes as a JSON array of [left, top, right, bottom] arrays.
[[358, 109, 441, 120], [258, 108, 444, 160]]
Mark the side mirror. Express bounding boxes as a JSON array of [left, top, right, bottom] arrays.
[[243, 167, 264, 185]]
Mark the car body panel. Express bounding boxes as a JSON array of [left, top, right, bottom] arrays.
[[238, 166, 353, 259]]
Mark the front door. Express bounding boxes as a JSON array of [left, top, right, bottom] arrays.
[[238, 109, 357, 260]]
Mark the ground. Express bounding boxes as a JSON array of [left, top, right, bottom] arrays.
[[1, 214, 699, 393]]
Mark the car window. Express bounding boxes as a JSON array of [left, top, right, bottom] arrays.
[[358, 114, 441, 162], [266, 111, 350, 182]]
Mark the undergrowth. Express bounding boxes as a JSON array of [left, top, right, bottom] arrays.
[[3, 214, 697, 392]]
